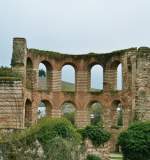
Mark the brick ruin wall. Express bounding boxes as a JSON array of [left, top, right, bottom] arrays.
[[0, 80, 24, 129], [0, 38, 150, 154], [135, 49, 150, 121]]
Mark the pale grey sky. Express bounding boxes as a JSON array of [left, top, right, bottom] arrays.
[[0, 0, 150, 66]]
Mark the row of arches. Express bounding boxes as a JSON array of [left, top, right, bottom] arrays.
[[25, 99, 124, 128], [26, 57, 123, 91]]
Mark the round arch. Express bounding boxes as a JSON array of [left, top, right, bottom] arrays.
[[26, 57, 33, 68], [26, 57, 33, 89], [38, 60, 52, 90], [61, 62, 78, 72], [109, 60, 123, 90], [89, 64, 104, 91], [61, 64, 76, 92], [39, 60, 52, 71], [25, 99, 32, 127], [87, 101, 103, 125], [88, 62, 104, 70], [61, 101, 76, 124], [37, 100, 52, 119], [111, 100, 124, 127]]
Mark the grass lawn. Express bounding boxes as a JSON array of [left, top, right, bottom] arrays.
[[110, 153, 123, 160]]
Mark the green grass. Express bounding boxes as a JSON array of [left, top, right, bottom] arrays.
[[62, 81, 101, 92], [62, 81, 75, 91], [110, 153, 123, 160]]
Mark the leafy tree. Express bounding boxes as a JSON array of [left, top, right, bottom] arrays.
[[90, 103, 102, 125], [118, 121, 150, 160], [39, 69, 46, 77], [0, 118, 81, 160], [79, 125, 111, 147], [47, 137, 73, 160], [63, 112, 75, 125]]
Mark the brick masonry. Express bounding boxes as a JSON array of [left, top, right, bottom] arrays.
[[0, 80, 24, 129], [0, 38, 150, 155]]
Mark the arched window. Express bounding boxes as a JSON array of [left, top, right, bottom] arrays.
[[127, 58, 132, 89], [38, 100, 52, 119], [61, 65, 75, 91], [90, 65, 103, 91], [110, 61, 123, 90], [117, 64, 123, 90], [88, 102, 103, 125], [111, 100, 123, 127], [38, 61, 52, 90], [26, 58, 33, 89], [25, 99, 32, 127], [61, 102, 76, 124]]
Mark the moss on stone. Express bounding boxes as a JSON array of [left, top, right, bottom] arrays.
[[138, 47, 150, 53], [62, 91, 75, 96], [28, 48, 137, 60], [110, 90, 119, 96], [0, 67, 22, 80], [90, 90, 103, 95], [138, 47, 150, 58]]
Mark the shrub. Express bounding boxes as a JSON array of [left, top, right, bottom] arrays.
[[63, 112, 75, 125], [36, 118, 81, 152], [79, 125, 111, 147], [46, 137, 73, 160], [118, 121, 150, 160], [86, 154, 101, 160], [0, 118, 81, 160]]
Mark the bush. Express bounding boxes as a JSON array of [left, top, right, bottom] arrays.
[[46, 137, 73, 160], [86, 154, 101, 160], [118, 121, 150, 160], [37, 118, 81, 152], [63, 112, 75, 125], [79, 125, 111, 147], [0, 118, 81, 160]]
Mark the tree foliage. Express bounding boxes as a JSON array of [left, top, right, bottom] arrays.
[[79, 125, 111, 147], [0, 118, 111, 160], [0, 118, 81, 160], [86, 154, 101, 160], [39, 69, 46, 77], [118, 121, 150, 160]]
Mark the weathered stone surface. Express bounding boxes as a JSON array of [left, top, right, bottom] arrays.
[[0, 38, 150, 156], [0, 80, 24, 129], [84, 140, 110, 160]]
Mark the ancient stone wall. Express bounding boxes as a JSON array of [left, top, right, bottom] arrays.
[[0, 38, 150, 153], [83, 140, 110, 160], [0, 80, 24, 129], [135, 48, 150, 121], [12, 38, 135, 152], [23, 47, 134, 128]]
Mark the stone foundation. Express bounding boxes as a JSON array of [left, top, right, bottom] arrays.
[[84, 140, 110, 160]]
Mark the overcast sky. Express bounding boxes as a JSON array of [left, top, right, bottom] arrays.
[[0, 0, 150, 67]]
